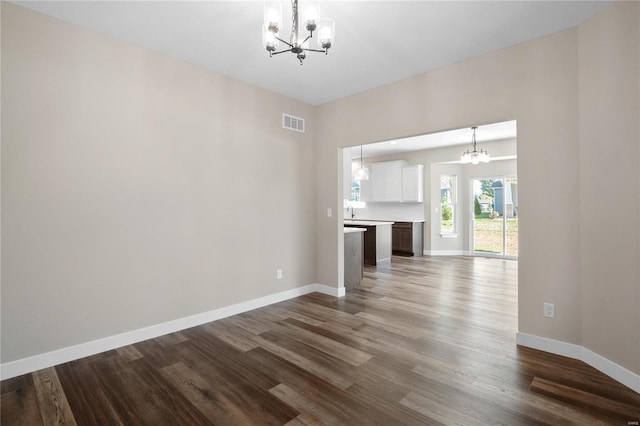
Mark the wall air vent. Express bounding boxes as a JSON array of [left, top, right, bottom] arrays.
[[282, 113, 305, 133]]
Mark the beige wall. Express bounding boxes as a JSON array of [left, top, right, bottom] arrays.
[[317, 25, 582, 344], [2, 1, 639, 380], [1, 3, 316, 362], [578, 2, 640, 374], [316, 2, 639, 375]]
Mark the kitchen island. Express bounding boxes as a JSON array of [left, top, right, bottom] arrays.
[[344, 220, 394, 266], [344, 227, 366, 289]]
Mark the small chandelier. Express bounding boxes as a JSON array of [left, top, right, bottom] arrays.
[[461, 126, 490, 164], [263, 0, 335, 65], [354, 145, 369, 181]]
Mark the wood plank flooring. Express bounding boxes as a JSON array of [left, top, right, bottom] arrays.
[[2, 256, 640, 425]]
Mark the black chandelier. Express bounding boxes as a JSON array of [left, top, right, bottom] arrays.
[[262, 0, 335, 65]]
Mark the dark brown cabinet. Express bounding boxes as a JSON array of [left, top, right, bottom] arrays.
[[392, 222, 424, 256]]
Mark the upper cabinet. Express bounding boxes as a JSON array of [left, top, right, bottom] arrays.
[[371, 161, 404, 202], [402, 165, 424, 202], [369, 161, 423, 202]]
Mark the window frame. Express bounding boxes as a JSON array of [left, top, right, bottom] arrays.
[[440, 175, 458, 237]]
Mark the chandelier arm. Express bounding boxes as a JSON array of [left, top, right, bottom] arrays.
[[271, 48, 294, 56], [303, 48, 326, 53], [300, 34, 311, 45]]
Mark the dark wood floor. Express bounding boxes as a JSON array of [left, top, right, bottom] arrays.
[[2, 256, 639, 425]]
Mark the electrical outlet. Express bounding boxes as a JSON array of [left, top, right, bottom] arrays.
[[544, 303, 555, 318], [277, 269, 283, 280]]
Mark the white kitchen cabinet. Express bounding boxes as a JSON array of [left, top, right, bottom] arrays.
[[370, 161, 423, 202], [386, 163, 403, 201], [402, 165, 424, 202], [370, 163, 386, 201], [370, 161, 406, 202], [359, 175, 371, 202]]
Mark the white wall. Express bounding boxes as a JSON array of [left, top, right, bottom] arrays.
[[1, 4, 316, 363]]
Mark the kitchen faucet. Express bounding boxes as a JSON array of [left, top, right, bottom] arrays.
[[346, 206, 355, 219]]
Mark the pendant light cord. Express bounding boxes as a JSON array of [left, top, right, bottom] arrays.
[[472, 127, 477, 153]]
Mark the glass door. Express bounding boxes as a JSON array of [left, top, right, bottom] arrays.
[[472, 177, 518, 258], [504, 177, 518, 257]]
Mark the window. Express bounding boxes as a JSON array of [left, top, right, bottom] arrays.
[[351, 181, 361, 201], [440, 175, 457, 235]]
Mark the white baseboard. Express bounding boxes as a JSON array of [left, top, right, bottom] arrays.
[[0, 283, 344, 381], [516, 332, 640, 394], [423, 250, 468, 256], [309, 283, 346, 298]]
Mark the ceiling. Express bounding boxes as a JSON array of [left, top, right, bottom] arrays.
[[351, 119, 516, 159], [14, 1, 611, 106]]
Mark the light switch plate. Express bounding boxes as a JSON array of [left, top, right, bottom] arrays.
[[544, 303, 555, 318], [327, 208, 332, 217]]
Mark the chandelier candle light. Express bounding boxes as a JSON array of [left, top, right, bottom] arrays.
[[263, 0, 335, 64], [461, 126, 490, 164], [354, 145, 369, 181]]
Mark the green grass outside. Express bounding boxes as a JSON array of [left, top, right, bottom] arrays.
[[440, 216, 518, 256], [473, 217, 518, 255]]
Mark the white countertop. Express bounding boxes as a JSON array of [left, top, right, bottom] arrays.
[[344, 220, 395, 226], [344, 227, 367, 233]]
